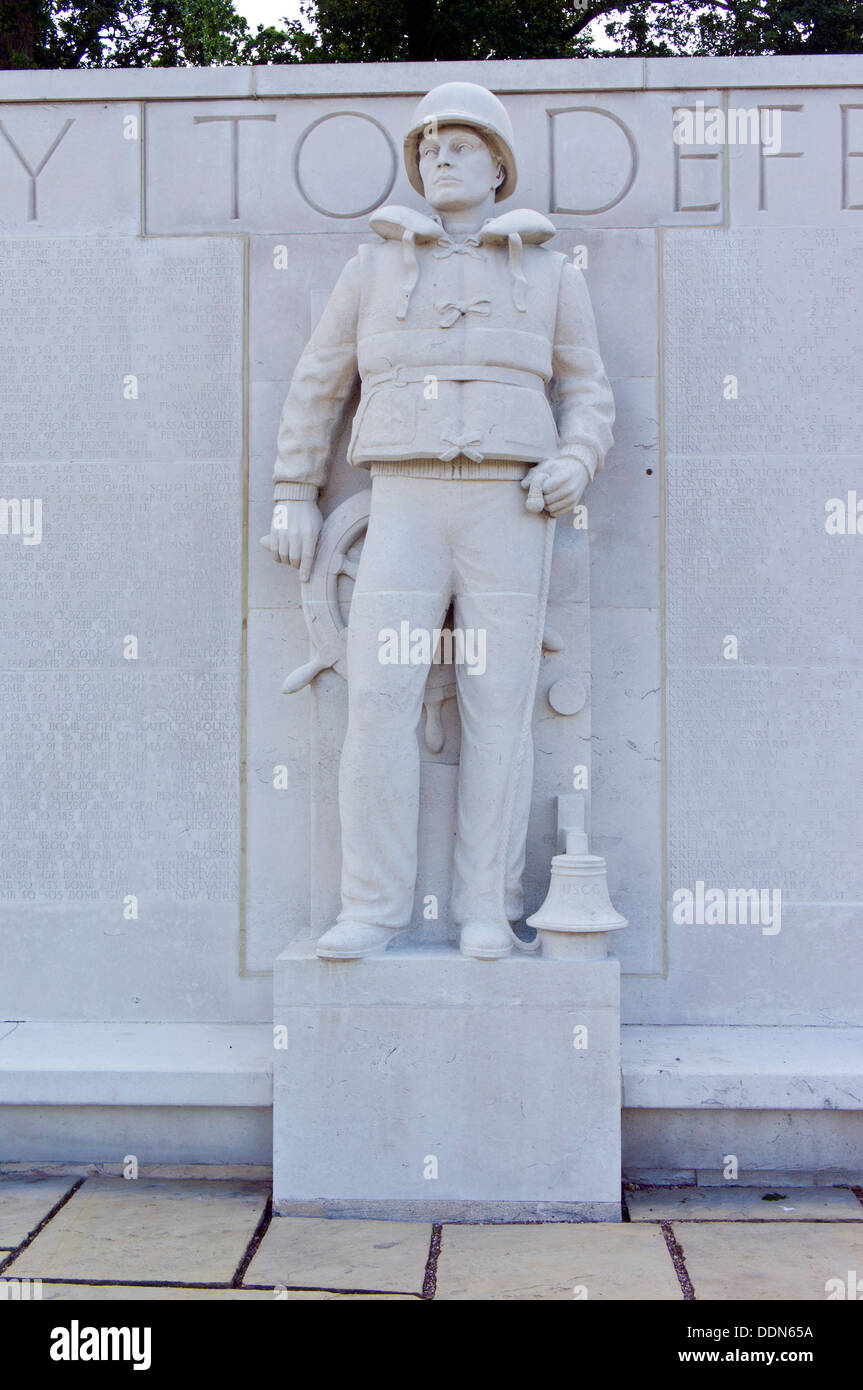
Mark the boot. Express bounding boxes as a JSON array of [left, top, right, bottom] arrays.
[[315, 921, 404, 960], [459, 919, 513, 960]]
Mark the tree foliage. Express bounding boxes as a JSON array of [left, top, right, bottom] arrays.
[[0, 0, 257, 67], [601, 1, 863, 57], [2, 0, 862, 69]]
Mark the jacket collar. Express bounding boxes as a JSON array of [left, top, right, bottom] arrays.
[[369, 204, 556, 247], [368, 205, 555, 321]]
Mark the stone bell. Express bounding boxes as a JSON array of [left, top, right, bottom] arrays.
[[527, 799, 627, 960]]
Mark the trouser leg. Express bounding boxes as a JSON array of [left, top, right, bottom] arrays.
[[337, 477, 451, 929], [505, 737, 533, 924], [448, 482, 552, 925]]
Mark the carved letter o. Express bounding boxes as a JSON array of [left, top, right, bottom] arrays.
[[293, 111, 397, 219]]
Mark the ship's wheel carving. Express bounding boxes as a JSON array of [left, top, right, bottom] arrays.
[[280, 491, 457, 753], [274, 489, 566, 754]]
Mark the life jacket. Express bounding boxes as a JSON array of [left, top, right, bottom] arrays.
[[348, 204, 569, 468]]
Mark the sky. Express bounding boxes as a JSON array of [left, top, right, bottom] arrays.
[[233, 0, 305, 28], [232, 1, 617, 45]]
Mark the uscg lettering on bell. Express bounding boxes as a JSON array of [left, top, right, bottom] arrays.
[[527, 829, 628, 938]]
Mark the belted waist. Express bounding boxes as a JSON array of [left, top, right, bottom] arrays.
[[347, 361, 559, 474], [369, 457, 531, 481], [360, 364, 547, 393]]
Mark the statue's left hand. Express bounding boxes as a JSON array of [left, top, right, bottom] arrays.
[[268, 500, 323, 582], [521, 457, 591, 517]]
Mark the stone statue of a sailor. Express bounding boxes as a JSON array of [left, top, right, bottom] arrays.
[[268, 82, 615, 961]]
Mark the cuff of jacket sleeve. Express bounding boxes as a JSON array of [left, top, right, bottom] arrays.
[[559, 448, 599, 483], [273, 482, 319, 501]]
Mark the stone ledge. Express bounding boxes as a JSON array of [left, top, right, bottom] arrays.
[[0, 1022, 271, 1107], [0, 56, 861, 105], [0, 57, 645, 103], [253, 56, 647, 98], [622, 1026, 863, 1111], [0, 1161, 272, 1178], [644, 54, 863, 89], [0, 1022, 860, 1111], [0, 65, 255, 101]]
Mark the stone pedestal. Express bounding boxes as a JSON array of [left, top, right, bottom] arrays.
[[273, 942, 622, 1222]]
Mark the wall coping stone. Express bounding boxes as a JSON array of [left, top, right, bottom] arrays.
[[0, 55, 861, 105]]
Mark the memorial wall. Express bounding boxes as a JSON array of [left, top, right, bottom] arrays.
[[2, 56, 862, 1049]]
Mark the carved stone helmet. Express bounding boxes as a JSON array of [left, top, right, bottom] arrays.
[[403, 82, 518, 202]]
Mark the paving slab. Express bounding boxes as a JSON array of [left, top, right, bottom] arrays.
[[4, 1178, 268, 1284], [244, 1217, 431, 1294], [435, 1223, 682, 1300], [628, 1186, 863, 1222], [274, 1290, 418, 1300], [0, 1176, 77, 1247], [26, 1283, 414, 1301], [675, 1222, 863, 1301]]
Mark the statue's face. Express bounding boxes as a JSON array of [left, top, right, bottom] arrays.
[[418, 123, 503, 211]]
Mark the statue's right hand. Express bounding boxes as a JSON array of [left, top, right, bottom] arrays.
[[268, 500, 323, 582]]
